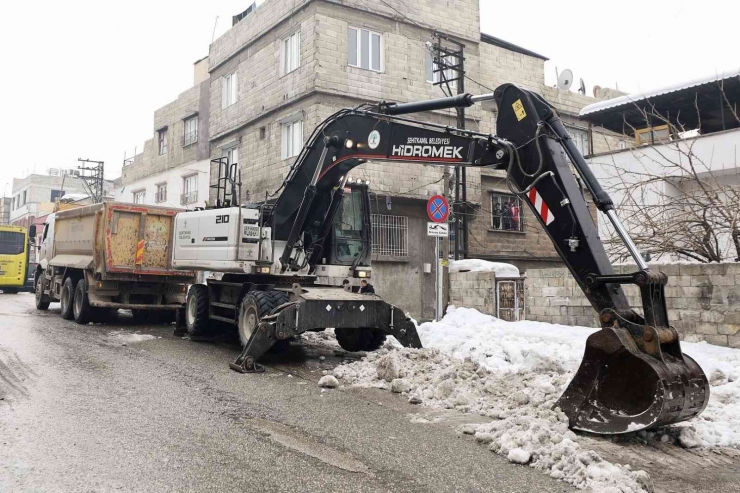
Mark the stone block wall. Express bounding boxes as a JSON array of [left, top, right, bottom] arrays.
[[450, 270, 498, 316], [525, 263, 740, 347]]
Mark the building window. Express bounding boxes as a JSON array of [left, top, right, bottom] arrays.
[[371, 214, 408, 257], [259, 127, 266, 140], [565, 125, 589, 156], [155, 183, 167, 203], [133, 190, 146, 204], [281, 118, 304, 159], [158, 128, 168, 155], [491, 192, 523, 232], [22, 191, 26, 205], [183, 116, 198, 146], [181, 175, 198, 205], [224, 146, 239, 167], [425, 50, 457, 88], [281, 31, 301, 75], [348, 27, 382, 72], [50, 189, 65, 202], [222, 73, 238, 109]]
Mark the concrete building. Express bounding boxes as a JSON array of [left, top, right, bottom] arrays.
[[8, 169, 111, 228], [582, 70, 740, 262], [0, 197, 11, 225], [201, 0, 624, 319], [118, 57, 212, 210]]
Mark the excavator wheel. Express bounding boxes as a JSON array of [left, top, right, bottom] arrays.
[[556, 324, 709, 434], [335, 328, 386, 352], [238, 291, 290, 354], [186, 285, 211, 339]]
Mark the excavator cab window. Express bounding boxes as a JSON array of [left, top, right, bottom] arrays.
[[333, 188, 365, 263]]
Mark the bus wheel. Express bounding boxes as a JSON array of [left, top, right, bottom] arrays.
[[35, 276, 50, 310]]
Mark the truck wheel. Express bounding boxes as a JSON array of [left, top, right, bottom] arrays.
[[186, 285, 210, 338], [238, 291, 290, 353], [60, 277, 76, 320], [35, 276, 50, 310], [73, 280, 93, 325], [335, 328, 386, 352]]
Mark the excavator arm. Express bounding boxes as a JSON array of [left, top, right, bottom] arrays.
[[265, 85, 708, 434]]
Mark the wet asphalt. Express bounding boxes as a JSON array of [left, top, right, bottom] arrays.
[[0, 293, 573, 493]]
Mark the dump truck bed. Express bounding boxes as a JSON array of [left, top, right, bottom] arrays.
[[51, 202, 193, 282]]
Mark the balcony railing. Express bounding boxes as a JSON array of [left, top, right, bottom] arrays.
[[182, 130, 198, 147], [180, 191, 198, 205]]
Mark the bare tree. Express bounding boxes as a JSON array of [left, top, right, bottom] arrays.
[[595, 84, 740, 263]]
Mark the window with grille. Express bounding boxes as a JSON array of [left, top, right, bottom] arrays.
[[496, 279, 525, 321], [183, 116, 198, 146], [281, 31, 301, 75], [133, 190, 146, 204], [181, 175, 198, 205], [491, 192, 524, 232], [281, 119, 303, 159], [371, 214, 408, 257], [348, 27, 382, 72], [155, 183, 167, 203]]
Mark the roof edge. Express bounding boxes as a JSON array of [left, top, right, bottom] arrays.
[[480, 33, 548, 61]]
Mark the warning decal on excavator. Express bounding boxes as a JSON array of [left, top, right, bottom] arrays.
[[512, 99, 527, 121], [528, 187, 554, 226]]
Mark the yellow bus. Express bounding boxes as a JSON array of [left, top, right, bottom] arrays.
[[0, 225, 29, 294]]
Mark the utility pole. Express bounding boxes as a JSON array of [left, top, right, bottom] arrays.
[[77, 159, 105, 203], [431, 33, 466, 260], [441, 166, 451, 312]]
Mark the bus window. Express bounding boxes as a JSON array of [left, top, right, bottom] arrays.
[[0, 231, 25, 255]]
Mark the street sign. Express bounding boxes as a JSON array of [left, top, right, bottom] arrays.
[[427, 222, 449, 237], [427, 195, 450, 223]]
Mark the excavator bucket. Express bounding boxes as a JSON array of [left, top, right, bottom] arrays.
[[556, 319, 710, 434]]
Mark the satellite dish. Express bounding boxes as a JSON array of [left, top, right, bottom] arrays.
[[578, 78, 586, 95], [557, 69, 573, 90], [592, 85, 602, 97]]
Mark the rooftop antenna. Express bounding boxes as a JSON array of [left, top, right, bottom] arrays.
[[212, 16, 219, 43], [557, 69, 574, 91]]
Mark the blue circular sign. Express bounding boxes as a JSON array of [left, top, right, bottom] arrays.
[[427, 195, 449, 223]]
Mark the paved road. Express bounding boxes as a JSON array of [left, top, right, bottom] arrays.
[[0, 293, 573, 493]]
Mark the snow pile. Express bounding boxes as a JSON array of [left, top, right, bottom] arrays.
[[108, 331, 157, 344], [672, 341, 740, 448], [449, 259, 520, 278], [330, 306, 740, 490]]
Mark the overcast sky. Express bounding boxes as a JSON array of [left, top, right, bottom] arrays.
[[1, 0, 737, 197]]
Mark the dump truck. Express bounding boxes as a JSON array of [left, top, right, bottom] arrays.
[[32, 202, 194, 323]]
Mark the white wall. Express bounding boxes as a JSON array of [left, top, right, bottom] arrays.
[[587, 128, 740, 260], [115, 160, 211, 209]]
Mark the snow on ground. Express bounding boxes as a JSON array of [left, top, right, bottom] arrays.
[[107, 331, 157, 344], [329, 306, 740, 492], [449, 259, 520, 278]]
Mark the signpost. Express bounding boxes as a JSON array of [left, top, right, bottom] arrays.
[[427, 196, 450, 321]]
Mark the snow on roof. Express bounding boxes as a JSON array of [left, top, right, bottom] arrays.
[[580, 68, 740, 117], [449, 259, 521, 278]]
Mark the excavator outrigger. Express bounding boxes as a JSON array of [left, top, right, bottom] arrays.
[[173, 83, 709, 435]]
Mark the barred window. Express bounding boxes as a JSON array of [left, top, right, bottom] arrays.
[[491, 192, 523, 232], [371, 214, 408, 257]]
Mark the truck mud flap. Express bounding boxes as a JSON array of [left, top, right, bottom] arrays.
[[230, 298, 421, 373]]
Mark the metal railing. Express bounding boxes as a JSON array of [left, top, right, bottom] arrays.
[[371, 214, 408, 257], [182, 130, 198, 147], [180, 191, 198, 205]]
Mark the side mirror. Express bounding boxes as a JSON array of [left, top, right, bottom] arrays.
[[29, 224, 36, 238]]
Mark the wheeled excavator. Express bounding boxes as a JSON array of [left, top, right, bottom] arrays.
[[171, 83, 709, 435]]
